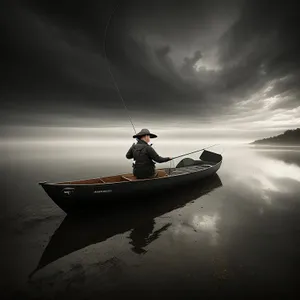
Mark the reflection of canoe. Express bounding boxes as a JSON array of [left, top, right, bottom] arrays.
[[39, 150, 222, 213], [31, 174, 222, 277]]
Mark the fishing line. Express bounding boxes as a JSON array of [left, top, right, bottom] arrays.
[[103, 3, 137, 134], [171, 144, 219, 160]]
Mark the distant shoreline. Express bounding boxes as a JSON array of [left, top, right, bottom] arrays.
[[249, 143, 300, 147], [250, 142, 300, 146], [250, 128, 300, 145]]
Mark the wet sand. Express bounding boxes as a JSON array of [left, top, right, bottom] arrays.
[[1, 143, 300, 299]]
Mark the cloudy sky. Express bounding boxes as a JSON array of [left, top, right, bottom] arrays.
[[1, 0, 300, 141]]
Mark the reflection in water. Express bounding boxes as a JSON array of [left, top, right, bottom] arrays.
[[223, 147, 300, 205], [30, 174, 222, 277], [192, 213, 220, 245], [227, 149, 300, 183], [259, 158, 300, 182], [252, 146, 300, 167], [129, 220, 172, 254]]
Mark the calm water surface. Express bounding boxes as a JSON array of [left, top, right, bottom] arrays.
[[1, 142, 300, 299]]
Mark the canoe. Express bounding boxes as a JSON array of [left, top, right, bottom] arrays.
[[31, 174, 222, 276], [39, 150, 222, 213]]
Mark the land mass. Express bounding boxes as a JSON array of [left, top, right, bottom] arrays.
[[251, 128, 300, 145]]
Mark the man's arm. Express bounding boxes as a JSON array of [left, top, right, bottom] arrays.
[[126, 144, 134, 159], [147, 146, 170, 163]]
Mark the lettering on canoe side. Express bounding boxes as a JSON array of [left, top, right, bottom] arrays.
[[64, 190, 73, 195], [62, 187, 75, 196], [94, 189, 113, 194]]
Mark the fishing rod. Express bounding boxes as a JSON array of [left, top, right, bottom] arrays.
[[103, 3, 137, 134], [170, 144, 219, 160]]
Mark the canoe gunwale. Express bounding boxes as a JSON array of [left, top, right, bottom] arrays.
[[40, 170, 191, 187]]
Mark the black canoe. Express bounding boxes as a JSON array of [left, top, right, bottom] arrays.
[[31, 174, 222, 276], [39, 150, 222, 213]]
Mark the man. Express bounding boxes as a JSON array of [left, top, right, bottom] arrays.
[[126, 128, 172, 179]]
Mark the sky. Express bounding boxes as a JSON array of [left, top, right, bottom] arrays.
[[1, 0, 300, 142]]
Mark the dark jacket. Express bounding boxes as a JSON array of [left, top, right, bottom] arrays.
[[126, 139, 170, 178]]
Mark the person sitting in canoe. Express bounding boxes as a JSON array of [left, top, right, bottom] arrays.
[[126, 128, 172, 179]]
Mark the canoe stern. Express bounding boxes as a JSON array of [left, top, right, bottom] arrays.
[[199, 150, 222, 163]]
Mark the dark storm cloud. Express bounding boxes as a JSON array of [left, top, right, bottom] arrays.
[[215, 0, 300, 102], [106, 0, 300, 120], [1, 1, 112, 92], [1, 0, 299, 128], [181, 51, 203, 77]]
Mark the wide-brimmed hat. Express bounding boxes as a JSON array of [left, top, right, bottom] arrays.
[[133, 128, 157, 139]]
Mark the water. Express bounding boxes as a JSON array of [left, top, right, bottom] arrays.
[[1, 142, 300, 299]]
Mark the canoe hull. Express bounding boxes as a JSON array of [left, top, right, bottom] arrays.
[[40, 163, 221, 213], [39, 150, 222, 213]]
